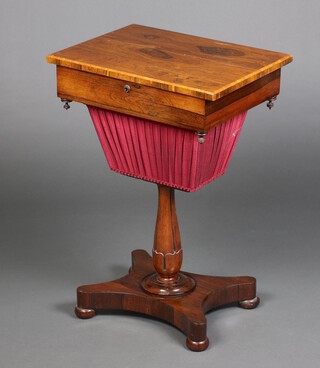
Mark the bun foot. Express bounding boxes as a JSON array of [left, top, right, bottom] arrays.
[[238, 296, 260, 309], [75, 306, 96, 319], [186, 337, 209, 352]]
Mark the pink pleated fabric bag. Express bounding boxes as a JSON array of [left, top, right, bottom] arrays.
[[88, 106, 247, 192]]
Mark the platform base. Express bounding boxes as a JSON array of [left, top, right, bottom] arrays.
[[75, 249, 259, 351]]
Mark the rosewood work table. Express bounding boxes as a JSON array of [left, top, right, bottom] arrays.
[[47, 24, 292, 351]]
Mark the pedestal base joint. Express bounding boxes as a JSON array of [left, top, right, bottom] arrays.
[[141, 272, 196, 296]]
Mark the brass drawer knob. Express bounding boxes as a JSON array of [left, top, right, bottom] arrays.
[[124, 84, 131, 93]]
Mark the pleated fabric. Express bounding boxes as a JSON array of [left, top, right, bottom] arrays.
[[88, 106, 247, 192]]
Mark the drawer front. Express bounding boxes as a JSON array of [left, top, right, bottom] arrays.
[[57, 66, 206, 131], [56, 66, 280, 132]]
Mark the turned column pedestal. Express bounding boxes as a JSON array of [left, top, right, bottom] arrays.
[[141, 185, 195, 296], [75, 185, 260, 351]]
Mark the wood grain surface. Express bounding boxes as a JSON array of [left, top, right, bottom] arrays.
[[47, 24, 292, 101]]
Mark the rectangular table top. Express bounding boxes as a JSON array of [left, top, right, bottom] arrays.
[[47, 24, 292, 102]]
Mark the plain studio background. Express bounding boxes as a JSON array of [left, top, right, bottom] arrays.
[[1, 1, 319, 367]]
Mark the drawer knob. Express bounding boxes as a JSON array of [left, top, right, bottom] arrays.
[[124, 84, 131, 93]]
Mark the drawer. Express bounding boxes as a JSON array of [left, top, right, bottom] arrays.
[[57, 66, 205, 131], [57, 66, 280, 132]]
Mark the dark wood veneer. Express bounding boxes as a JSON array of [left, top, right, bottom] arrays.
[[75, 249, 259, 351]]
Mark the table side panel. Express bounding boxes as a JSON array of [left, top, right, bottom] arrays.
[[204, 70, 280, 130]]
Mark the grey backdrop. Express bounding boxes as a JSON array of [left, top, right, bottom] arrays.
[[1, 1, 319, 367]]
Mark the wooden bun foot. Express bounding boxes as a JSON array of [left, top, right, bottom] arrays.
[[75, 306, 96, 319], [186, 337, 209, 352], [238, 296, 260, 309]]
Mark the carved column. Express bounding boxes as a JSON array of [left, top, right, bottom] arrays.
[[141, 185, 195, 296]]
